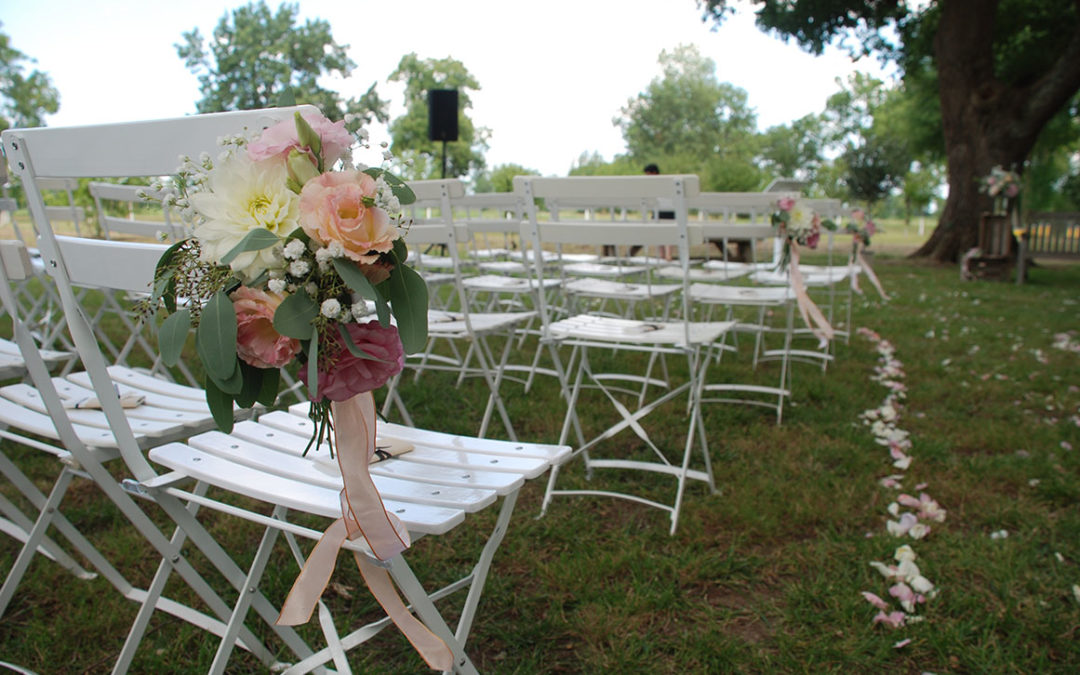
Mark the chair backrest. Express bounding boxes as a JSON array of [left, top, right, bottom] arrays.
[[404, 179, 473, 315], [1, 105, 318, 482], [89, 181, 181, 242], [515, 175, 701, 339]]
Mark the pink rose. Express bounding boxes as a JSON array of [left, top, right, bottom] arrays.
[[302, 321, 404, 402], [1005, 183, 1020, 198], [777, 197, 796, 211], [299, 171, 397, 264], [866, 220, 877, 236], [248, 111, 353, 167], [231, 286, 302, 369]]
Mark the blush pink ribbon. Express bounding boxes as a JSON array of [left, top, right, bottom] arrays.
[[788, 242, 834, 345], [276, 391, 452, 671], [851, 240, 889, 301]]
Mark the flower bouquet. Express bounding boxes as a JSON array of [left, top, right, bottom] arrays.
[[845, 208, 888, 300], [147, 110, 426, 445], [770, 196, 837, 343], [979, 165, 1021, 215], [141, 109, 452, 667]]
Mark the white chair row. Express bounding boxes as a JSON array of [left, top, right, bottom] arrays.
[[1, 106, 570, 673]]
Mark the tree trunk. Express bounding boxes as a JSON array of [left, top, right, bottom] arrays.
[[913, 0, 1080, 262]]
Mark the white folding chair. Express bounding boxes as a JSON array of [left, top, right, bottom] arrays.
[[388, 179, 537, 441], [4, 109, 569, 673], [516, 175, 735, 535], [89, 181, 185, 242]]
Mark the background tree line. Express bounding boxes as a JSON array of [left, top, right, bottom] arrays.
[[2, 1, 1078, 262]]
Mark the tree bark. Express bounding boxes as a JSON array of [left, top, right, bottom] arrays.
[[914, 0, 1080, 262]]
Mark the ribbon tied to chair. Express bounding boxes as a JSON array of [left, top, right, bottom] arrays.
[[788, 241, 835, 346], [276, 390, 452, 671], [850, 237, 889, 301]]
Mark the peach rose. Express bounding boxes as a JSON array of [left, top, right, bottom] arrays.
[[247, 111, 353, 167], [298, 171, 398, 264], [231, 286, 302, 369]]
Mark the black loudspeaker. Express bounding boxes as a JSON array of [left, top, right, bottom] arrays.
[[427, 89, 459, 142]]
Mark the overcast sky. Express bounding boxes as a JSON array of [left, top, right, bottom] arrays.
[[3, 0, 893, 176]]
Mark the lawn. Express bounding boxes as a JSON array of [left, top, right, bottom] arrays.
[[1, 236, 1078, 673]]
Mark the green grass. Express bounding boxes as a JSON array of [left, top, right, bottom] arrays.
[[2, 249, 1079, 673]]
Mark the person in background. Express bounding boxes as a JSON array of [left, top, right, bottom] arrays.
[[645, 163, 675, 261]]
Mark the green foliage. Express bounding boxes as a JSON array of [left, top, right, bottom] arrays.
[[615, 44, 760, 190], [387, 53, 490, 180], [0, 22, 60, 130], [479, 163, 541, 192], [176, 1, 388, 127]]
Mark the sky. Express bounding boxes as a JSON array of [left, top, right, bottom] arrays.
[[2, 0, 893, 177]]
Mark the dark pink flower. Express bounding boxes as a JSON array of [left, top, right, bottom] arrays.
[[232, 286, 301, 369], [302, 321, 404, 401]]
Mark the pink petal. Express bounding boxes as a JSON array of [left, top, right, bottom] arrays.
[[893, 638, 912, 649], [861, 591, 890, 610]]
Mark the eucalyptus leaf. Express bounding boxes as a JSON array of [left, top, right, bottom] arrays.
[[158, 309, 191, 368], [333, 258, 390, 324], [221, 229, 281, 265], [273, 289, 319, 339], [196, 291, 237, 380], [234, 362, 264, 408], [387, 264, 429, 354], [204, 376, 235, 434], [256, 367, 281, 406], [207, 356, 245, 395], [362, 167, 415, 205]]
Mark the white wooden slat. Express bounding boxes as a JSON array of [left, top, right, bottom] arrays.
[[427, 310, 536, 336], [105, 366, 210, 402], [0, 393, 136, 447], [147, 443, 465, 535], [563, 278, 681, 301], [279, 408, 571, 466], [688, 284, 793, 306], [230, 416, 553, 479], [240, 414, 526, 494], [548, 315, 733, 346], [0, 383, 204, 436], [184, 430, 498, 513], [64, 372, 212, 413], [4, 106, 316, 179], [52, 236, 161, 293]]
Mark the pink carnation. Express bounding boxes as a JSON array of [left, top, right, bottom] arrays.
[[302, 321, 404, 402], [232, 286, 301, 369], [777, 197, 796, 211], [248, 111, 353, 167]]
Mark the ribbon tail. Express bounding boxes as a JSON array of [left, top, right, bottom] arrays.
[[857, 248, 889, 301], [789, 245, 834, 345], [354, 552, 454, 671], [333, 392, 411, 560], [277, 518, 348, 626], [849, 248, 863, 295]]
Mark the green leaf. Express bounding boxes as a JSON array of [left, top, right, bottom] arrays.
[[221, 229, 281, 265], [387, 263, 429, 354], [276, 89, 296, 107], [332, 257, 390, 325], [234, 361, 264, 408], [207, 356, 245, 395], [273, 289, 319, 339], [392, 237, 409, 264], [363, 167, 416, 205], [153, 239, 186, 312], [204, 375, 235, 434], [158, 309, 191, 368], [337, 322, 387, 361], [294, 111, 322, 161], [256, 367, 281, 406], [196, 291, 237, 380]]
